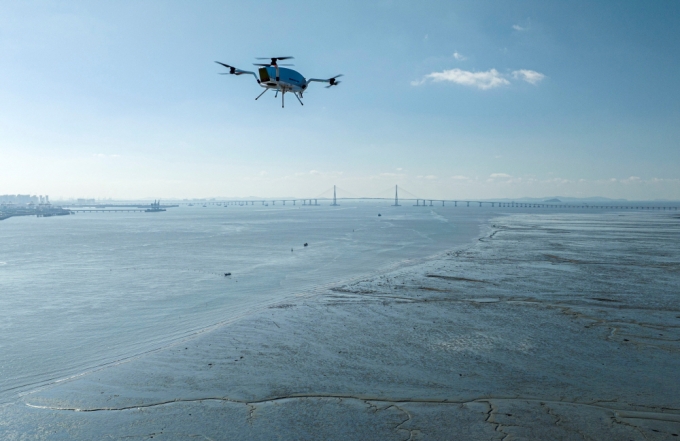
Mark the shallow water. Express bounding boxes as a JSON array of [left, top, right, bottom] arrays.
[[5, 210, 678, 440], [0, 203, 492, 403]]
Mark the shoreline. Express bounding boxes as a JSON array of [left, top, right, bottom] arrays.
[[3, 211, 679, 439]]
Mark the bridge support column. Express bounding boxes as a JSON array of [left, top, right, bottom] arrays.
[[442, 201, 445, 206], [454, 201, 457, 207], [479, 202, 482, 207], [467, 201, 470, 207], [293, 200, 296, 205], [315, 199, 318, 205]]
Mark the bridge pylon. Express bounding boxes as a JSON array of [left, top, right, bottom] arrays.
[[331, 185, 339, 206], [392, 185, 401, 206]]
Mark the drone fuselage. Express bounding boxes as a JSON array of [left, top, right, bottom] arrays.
[[258, 66, 306, 93]]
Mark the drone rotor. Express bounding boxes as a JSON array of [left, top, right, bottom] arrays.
[[325, 74, 343, 88], [255, 56, 295, 66], [215, 61, 237, 74]]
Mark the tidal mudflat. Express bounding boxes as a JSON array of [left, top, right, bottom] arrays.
[[2, 212, 679, 440]]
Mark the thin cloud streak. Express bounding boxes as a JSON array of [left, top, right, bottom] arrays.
[[413, 68, 545, 90], [411, 68, 510, 90], [512, 69, 546, 84]]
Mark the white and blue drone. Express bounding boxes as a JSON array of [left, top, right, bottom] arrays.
[[215, 56, 342, 108]]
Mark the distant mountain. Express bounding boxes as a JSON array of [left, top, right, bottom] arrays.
[[544, 198, 562, 203]]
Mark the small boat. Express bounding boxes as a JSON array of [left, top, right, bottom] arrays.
[[224, 272, 231, 276], [304, 243, 308, 247], [378, 213, 381, 217]]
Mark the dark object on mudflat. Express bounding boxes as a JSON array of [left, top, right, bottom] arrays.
[[224, 272, 231, 276], [378, 213, 381, 217], [304, 243, 308, 247]]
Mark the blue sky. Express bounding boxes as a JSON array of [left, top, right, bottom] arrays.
[[1, 1, 679, 200]]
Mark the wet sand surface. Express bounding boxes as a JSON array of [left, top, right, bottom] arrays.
[[2, 212, 679, 440]]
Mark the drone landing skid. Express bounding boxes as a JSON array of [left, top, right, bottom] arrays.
[[255, 88, 303, 108]]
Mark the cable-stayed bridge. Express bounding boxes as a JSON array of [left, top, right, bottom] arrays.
[[176, 185, 680, 211]]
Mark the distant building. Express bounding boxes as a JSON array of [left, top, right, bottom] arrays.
[[0, 194, 38, 205]]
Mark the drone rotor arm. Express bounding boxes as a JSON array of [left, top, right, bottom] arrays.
[[305, 75, 343, 90], [304, 78, 329, 90], [215, 62, 261, 83], [235, 70, 260, 82]]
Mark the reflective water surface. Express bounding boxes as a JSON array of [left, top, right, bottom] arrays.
[[0, 204, 491, 402]]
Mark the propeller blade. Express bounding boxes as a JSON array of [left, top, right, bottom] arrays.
[[256, 56, 294, 60], [215, 61, 234, 69], [253, 63, 294, 66], [330, 74, 344, 79]]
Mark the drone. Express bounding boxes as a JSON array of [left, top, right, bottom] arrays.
[[215, 56, 342, 108]]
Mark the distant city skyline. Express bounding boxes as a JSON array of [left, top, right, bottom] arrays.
[[1, 1, 679, 200]]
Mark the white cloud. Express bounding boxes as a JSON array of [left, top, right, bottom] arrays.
[[451, 175, 470, 180], [412, 68, 510, 90], [453, 51, 467, 61], [413, 67, 545, 90], [512, 24, 528, 31], [490, 173, 512, 178], [512, 69, 546, 85]]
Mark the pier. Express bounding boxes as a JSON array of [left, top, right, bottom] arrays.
[[69, 209, 149, 213]]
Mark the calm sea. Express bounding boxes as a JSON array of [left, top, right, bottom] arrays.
[[0, 203, 492, 403]]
